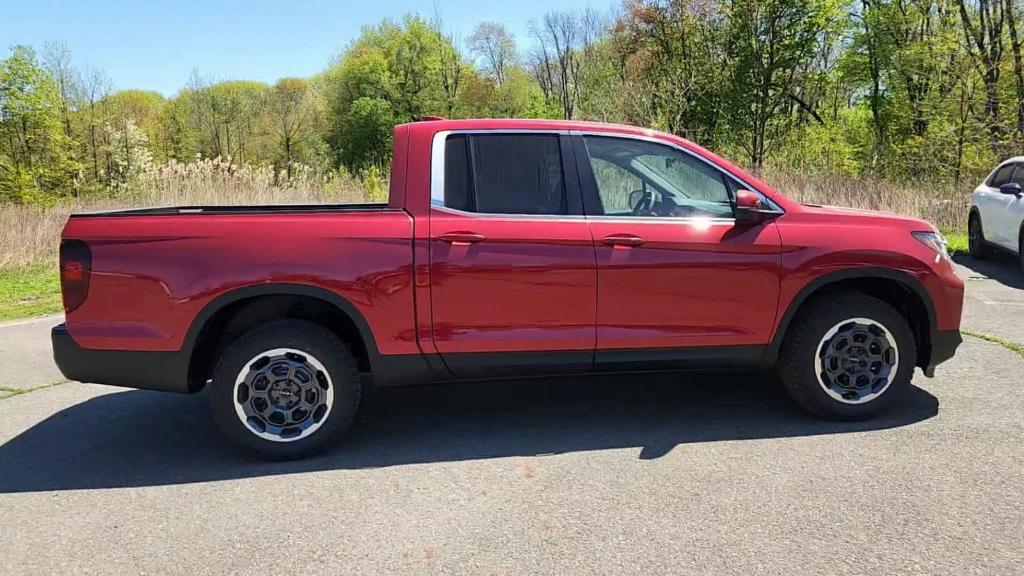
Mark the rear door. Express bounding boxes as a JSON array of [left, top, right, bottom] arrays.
[[428, 131, 597, 377], [574, 133, 782, 369]]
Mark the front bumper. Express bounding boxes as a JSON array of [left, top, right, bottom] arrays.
[[51, 323, 191, 393], [923, 329, 962, 377]]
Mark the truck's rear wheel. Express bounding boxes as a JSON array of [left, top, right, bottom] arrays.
[[779, 292, 916, 420], [209, 319, 361, 459]]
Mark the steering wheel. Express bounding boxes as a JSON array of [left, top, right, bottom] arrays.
[[628, 189, 653, 216]]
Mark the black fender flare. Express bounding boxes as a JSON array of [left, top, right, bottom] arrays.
[[764, 267, 937, 366], [181, 282, 382, 369]]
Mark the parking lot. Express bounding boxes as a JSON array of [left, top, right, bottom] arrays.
[[1, 256, 1023, 575]]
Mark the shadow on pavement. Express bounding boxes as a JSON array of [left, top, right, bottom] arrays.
[[0, 372, 938, 493], [954, 252, 1024, 290]]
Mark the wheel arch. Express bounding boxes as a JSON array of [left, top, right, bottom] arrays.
[[767, 268, 937, 369], [182, 284, 380, 392]]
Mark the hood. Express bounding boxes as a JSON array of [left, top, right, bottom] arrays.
[[798, 203, 935, 229]]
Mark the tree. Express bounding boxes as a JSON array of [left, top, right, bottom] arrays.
[[724, 0, 842, 166], [104, 119, 153, 188], [957, 0, 1006, 150], [468, 22, 517, 83], [267, 77, 320, 178], [0, 45, 78, 202], [338, 97, 393, 173]]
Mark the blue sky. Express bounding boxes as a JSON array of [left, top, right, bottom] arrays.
[[2, 0, 606, 96]]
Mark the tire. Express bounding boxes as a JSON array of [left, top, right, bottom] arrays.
[[209, 319, 361, 459], [968, 211, 990, 259], [1019, 230, 1024, 273], [778, 292, 916, 420]]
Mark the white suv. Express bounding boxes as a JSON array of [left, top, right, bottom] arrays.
[[969, 157, 1024, 268]]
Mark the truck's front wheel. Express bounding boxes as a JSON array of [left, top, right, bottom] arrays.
[[779, 292, 916, 420], [209, 319, 361, 459]]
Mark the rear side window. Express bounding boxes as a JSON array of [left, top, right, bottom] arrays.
[[990, 164, 1016, 187], [443, 133, 567, 215]]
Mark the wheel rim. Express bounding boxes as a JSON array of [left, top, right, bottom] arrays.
[[814, 318, 899, 405], [233, 348, 334, 442]]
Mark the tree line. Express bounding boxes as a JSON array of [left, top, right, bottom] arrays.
[[3, 0, 1024, 204]]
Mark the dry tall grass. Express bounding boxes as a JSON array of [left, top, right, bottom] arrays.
[[0, 159, 373, 270], [769, 172, 968, 233], [0, 159, 970, 271]]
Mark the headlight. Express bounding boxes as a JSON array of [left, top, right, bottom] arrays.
[[912, 231, 950, 262]]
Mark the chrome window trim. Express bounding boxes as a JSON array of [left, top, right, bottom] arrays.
[[429, 129, 571, 213], [431, 204, 587, 221]]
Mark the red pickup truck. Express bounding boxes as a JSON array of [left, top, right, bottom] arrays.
[[52, 118, 964, 458]]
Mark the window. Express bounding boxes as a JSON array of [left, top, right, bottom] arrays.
[[1011, 164, 1024, 187], [442, 133, 567, 215], [583, 136, 733, 218], [990, 164, 1016, 187]]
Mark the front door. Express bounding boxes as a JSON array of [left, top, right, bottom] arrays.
[[573, 134, 783, 369], [428, 131, 596, 377]]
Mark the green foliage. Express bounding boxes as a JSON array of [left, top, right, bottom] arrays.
[[0, 45, 78, 203], [5, 1, 1024, 205], [338, 97, 394, 173]]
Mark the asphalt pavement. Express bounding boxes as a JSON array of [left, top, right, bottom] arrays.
[[1, 257, 1022, 575]]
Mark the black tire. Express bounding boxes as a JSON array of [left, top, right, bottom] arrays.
[[968, 211, 990, 259], [778, 292, 916, 420], [209, 319, 361, 459], [1019, 230, 1024, 273]]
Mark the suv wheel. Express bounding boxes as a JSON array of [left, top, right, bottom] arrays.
[[1019, 230, 1024, 272], [779, 292, 916, 420], [209, 319, 361, 459], [968, 212, 990, 259]]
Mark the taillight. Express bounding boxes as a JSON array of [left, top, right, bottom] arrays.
[[59, 240, 91, 313]]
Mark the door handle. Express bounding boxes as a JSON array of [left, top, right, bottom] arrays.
[[439, 231, 486, 245], [601, 234, 645, 248]]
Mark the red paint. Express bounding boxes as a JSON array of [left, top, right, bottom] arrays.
[[60, 118, 964, 372]]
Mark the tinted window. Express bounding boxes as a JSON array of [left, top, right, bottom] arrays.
[[444, 135, 473, 211], [443, 133, 566, 215], [583, 136, 733, 218], [1011, 164, 1024, 186], [990, 164, 1015, 187]]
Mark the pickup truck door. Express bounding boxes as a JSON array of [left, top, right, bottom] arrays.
[[427, 131, 596, 377], [572, 134, 782, 369]]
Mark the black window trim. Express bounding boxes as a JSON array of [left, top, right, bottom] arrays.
[[569, 131, 784, 220], [430, 129, 585, 219]]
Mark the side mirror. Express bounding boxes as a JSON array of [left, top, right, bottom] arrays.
[[1000, 182, 1022, 195], [734, 189, 776, 224]]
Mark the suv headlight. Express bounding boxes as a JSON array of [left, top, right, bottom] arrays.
[[912, 231, 950, 262]]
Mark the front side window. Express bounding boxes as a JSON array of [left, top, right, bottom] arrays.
[[990, 163, 1016, 187], [443, 133, 567, 215], [583, 136, 733, 218], [1010, 164, 1024, 187]]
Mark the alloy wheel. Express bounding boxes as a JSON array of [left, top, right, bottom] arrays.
[[814, 318, 899, 404], [233, 348, 334, 442]]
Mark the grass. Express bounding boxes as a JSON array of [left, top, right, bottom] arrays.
[[0, 380, 68, 400], [0, 265, 62, 322], [945, 232, 969, 256], [963, 330, 1024, 361]]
